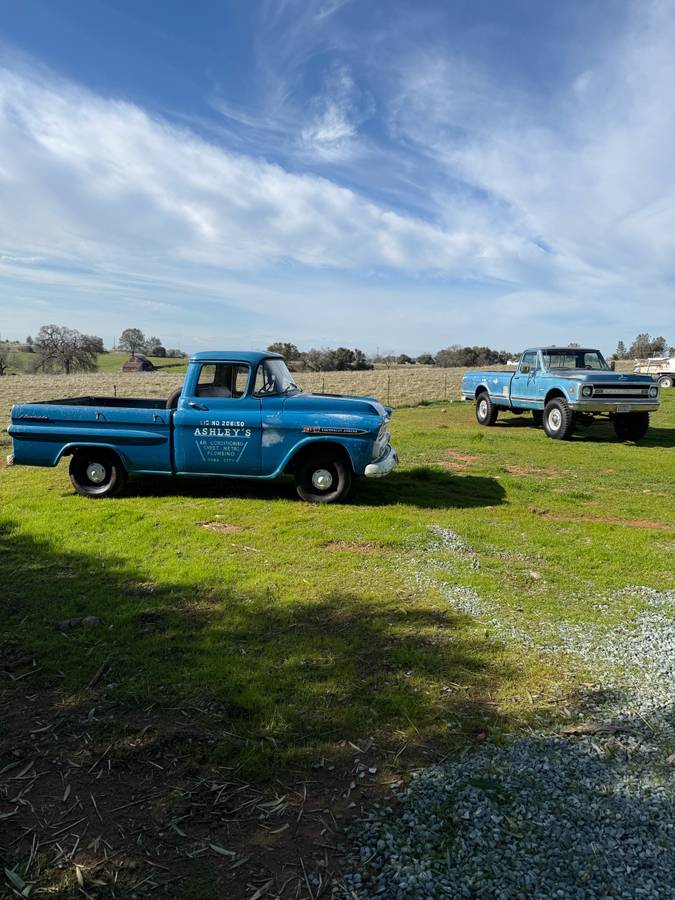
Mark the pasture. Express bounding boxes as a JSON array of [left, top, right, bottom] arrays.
[[1, 373, 673, 898]]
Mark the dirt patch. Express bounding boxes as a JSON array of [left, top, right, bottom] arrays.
[[529, 507, 675, 531], [322, 541, 386, 553], [199, 521, 244, 534], [504, 465, 561, 478], [0, 647, 393, 899], [432, 452, 479, 471]]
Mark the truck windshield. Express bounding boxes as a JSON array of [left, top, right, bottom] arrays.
[[541, 350, 610, 371], [254, 359, 302, 396]]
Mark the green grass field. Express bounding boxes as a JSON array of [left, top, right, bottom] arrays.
[[2, 393, 673, 774]]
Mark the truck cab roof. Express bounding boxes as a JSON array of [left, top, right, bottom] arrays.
[[189, 351, 283, 364]]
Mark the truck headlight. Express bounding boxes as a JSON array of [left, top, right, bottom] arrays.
[[649, 386, 658, 398], [581, 386, 593, 397]]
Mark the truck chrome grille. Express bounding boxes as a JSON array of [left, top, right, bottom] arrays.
[[589, 384, 653, 399]]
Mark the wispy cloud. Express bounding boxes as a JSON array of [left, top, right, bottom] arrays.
[[0, 63, 523, 276]]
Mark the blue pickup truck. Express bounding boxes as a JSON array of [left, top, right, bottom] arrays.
[[461, 346, 660, 440], [7, 351, 398, 502]]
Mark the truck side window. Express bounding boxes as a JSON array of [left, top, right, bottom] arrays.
[[520, 352, 538, 373], [196, 364, 250, 398]]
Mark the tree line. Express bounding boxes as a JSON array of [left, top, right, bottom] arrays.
[[268, 342, 514, 371]]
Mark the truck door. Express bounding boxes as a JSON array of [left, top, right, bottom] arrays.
[[510, 351, 540, 409], [173, 362, 262, 475]]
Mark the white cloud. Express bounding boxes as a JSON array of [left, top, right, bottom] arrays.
[[386, 0, 675, 308], [0, 63, 524, 279]]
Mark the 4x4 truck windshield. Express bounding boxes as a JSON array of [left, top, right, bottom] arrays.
[[541, 350, 610, 370]]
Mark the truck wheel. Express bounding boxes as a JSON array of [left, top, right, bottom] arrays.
[[532, 410, 544, 426], [475, 392, 499, 426], [613, 412, 650, 442], [69, 450, 127, 498], [295, 453, 352, 503], [543, 398, 575, 440], [658, 375, 673, 388]]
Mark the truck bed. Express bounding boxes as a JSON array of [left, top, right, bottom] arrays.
[[9, 396, 173, 473]]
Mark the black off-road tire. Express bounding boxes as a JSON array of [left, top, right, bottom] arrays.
[[69, 450, 128, 499], [532, 410, 544, 426], [543, 398, 576, 440], [295, 452, 352, 503], [475, 392, 499, 426], [613, 412, 650, 442]]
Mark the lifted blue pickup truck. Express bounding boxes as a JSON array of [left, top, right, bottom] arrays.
[[462, 347, 660, 440], [7, 351, 398, 502]]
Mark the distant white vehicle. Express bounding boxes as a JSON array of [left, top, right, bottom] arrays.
[[633, 356, 675, 388]]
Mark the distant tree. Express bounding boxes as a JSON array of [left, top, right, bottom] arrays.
[[416, 353, 435, 365], [34, 325, 101, 374], [165, 348, 185, 358], [352, 349, 372, 370], [613, 340, 627, 360], [567, 342, 581, 348], [144, 336, 166, 357], [397, 354, 414, 365], [267, 342, 300, 359], [26, 335, 33, 345], [118, 328, 146, 356], [334, 347, 355, 370], [0, 341, 9, 376], [628, 333, 668, 358]]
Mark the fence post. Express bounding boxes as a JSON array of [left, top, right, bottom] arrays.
[[322, 376, 325, 394], [444, 371, 448, 399], [387, 374, 391, 406]]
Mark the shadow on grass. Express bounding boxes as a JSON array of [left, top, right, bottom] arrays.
[[11, 518, 662, 898], [123, 467, 506, 510], [1, 517, 515, 774], [492, 415, 675, 447]]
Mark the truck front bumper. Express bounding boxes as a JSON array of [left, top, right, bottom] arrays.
[[364, 444, 399, 478], [569, 401, 659, 414]]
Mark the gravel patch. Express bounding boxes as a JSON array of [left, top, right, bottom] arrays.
[[336, 731, 675, 899], [336, 533, 675, 899]]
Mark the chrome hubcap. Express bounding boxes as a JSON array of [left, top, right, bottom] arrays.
[[311, 468, 333, 490], [548, 409, 562, 430], [86, 462, 107, 484], [478, 400, 488, 418]]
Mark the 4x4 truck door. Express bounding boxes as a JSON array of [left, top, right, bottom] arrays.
[[173, 361, 262, 475]]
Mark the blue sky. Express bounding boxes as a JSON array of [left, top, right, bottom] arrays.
[[0, 0, 673, 355]]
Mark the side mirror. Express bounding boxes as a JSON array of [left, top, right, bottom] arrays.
[[610, 360, 616, 371]]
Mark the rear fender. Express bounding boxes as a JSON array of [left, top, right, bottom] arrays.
[[56, 443, 128, 470]]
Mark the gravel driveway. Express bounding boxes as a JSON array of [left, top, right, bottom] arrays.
[[335, 530, 675, 899]]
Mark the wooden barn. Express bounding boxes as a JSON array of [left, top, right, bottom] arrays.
[[122, 354, 155, 373]]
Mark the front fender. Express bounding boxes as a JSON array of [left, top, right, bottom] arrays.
[[274, 435, 371, 477]]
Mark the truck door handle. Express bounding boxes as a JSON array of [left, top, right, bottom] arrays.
[[188, 402, 208, 411]]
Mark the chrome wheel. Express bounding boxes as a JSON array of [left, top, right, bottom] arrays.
[[547, 409, 562, 431], [311, 468, 333, 490], [86, 462, 107, 484], [478, 399, 488, 420]]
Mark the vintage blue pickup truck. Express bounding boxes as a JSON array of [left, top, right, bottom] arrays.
[[461, 346, 660, 440], [7, 351, 398, 502]]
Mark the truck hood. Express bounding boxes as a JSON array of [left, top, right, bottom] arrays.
[[282, 392, 389, 418], [548, 370, 656, 384]]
